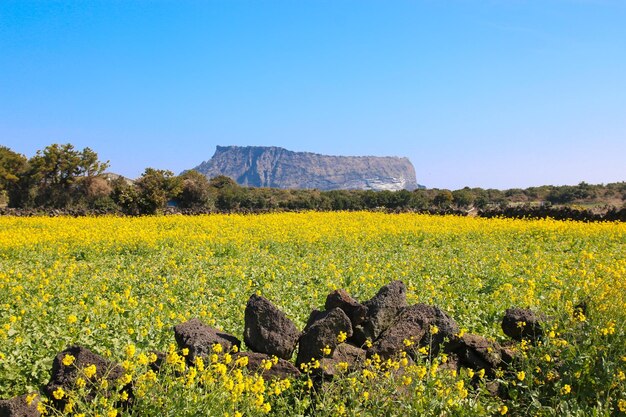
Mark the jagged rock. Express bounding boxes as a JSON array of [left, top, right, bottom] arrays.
[[192, 146, 421, 191], [454, 334, 509, 377], [351, 280, 407, 346], [439, 353, 461, 373], [325, 289, 368, 327], [303, 309, 329, 332], [368, 303, 459, 359], [244, 295, 300, 360], [45, 346, 125, 408], [486, 381, 509, 399], [296, 308, 353, 368], [501, 308, 543, 342], [231, 352, 301, 381], [319, 343, 366, 377], [0, 394, 40, 417], [174, 318, 241, 362]]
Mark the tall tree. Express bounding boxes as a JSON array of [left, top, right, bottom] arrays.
[[0, 146, 28, 206], [135, 168, 180, 214], [176, 170, 212, 209], [28, 143, 110, 208]]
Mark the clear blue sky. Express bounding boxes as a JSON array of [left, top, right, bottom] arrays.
[[1, 1, 625, 189]]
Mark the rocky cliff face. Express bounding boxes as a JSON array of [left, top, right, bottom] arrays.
[[191, 146, 420, 191]]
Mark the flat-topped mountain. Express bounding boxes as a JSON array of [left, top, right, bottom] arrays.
[[190, 146, 420, 191]]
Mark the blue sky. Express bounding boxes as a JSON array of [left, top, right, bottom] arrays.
[[1, 1, 625, 189]]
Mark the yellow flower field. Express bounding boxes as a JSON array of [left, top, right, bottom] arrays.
[[0, 213, 625, 416]]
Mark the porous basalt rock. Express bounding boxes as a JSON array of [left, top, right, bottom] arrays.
[[319, 343, 366, 377], [174, 318, 241, 362], [369, 303, 459, 359], [296, 308, 353, 368], [351, 280, 407, 346], [231, 352, 301, 381], [0, 393, 41, 417], [325, 289, 368, 327], [454, 334, 511, 377], [244, 295, 300, 360], [501, 308, 543, 342], [45, 346, 125, 408]]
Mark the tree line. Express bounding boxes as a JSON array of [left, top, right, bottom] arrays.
[[1, 144, 624, 215]]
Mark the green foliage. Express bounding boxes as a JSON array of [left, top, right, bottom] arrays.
[[0, 146, 28, 207], [0, 143, 624, 214], [433, 190, 453, 208], [176, 170, 212, 209], [0, 214, 624, 416], [135, 168, 180, 214], [452, 188, 475, 209]]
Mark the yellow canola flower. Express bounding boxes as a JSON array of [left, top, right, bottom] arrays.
[[125, 344, 136, 358], [235, 356, 249, 367], [62, 354, 75, 366], [0, 212, 624, 414], [25, 393, 38, 405], [83, 364, 97, 378], [52, 387, 64, 400]]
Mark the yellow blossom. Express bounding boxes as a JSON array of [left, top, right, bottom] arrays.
[[84, 364, 97, 378], [52, 387, 64, 400]]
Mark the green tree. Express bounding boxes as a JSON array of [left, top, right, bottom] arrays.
[[0, 146, 28, 206], [28, 144, 109, 208], [433, 190, 453, 208], [111, 177, 140, 215], [452, 188, 475, 209], [135, 168, 180, 214], [176, 171, 212, 209]]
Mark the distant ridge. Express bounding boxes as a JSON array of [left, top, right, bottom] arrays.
[[190, 146, 420, 191]]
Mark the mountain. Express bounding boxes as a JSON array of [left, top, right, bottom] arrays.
[[191, 146, 420, 191]]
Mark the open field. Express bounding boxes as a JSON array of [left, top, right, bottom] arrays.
[[0, 213, 625, 416]]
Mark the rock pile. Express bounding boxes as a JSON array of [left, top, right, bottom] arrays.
[[0, 281, 546, 416]]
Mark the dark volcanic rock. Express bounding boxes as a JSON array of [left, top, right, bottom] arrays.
[[244, 295, 300, 360], [303, 309, 331, 333], [454, 334, 509, 376], [319, 343, 367, 377], [45, 346, 124, 407], [351, 280, 408, 346], [501, 308, 543, 342], [174, 318, 241, 362], [325, 289, 368, 327], [0, 394, 41, 417], [369, 303, 459, 359], [191, 146, 421, 191], [296, 308, 353, 368], [231, 352, 301, 381]]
